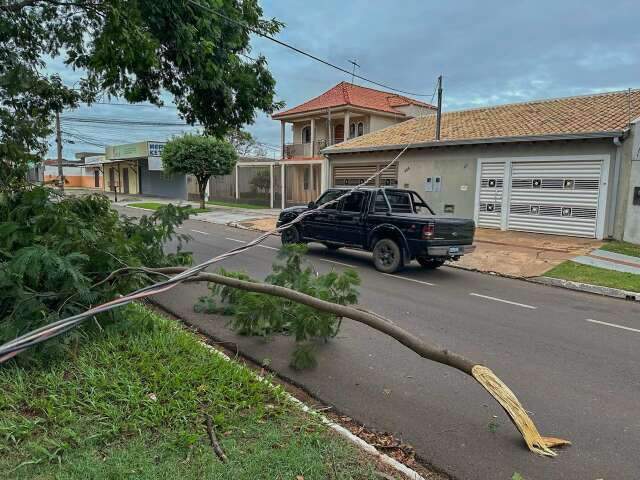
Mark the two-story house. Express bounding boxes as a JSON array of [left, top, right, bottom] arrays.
[[272, 81, 435, 206]]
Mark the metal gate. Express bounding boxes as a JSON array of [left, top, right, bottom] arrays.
[[477, 162, 505, 228], [507, 160, 602, 237]]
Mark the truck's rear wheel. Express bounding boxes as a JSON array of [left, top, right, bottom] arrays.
[[372, 238, 403, 273], [417, 257, 445, 269], [281, 226, 300, 245]]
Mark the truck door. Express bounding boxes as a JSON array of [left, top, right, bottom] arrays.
[[333, 191, 367, 246], [304, 190, 341, 241]]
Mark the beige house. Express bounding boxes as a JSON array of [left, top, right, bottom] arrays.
[[272, 81, 435, 207], [324, 89, 640, 241]]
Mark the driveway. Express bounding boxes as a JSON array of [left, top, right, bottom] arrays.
[[117, 205, 640, 480]]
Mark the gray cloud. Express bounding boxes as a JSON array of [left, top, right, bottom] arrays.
[[46, 0, 640, 157]]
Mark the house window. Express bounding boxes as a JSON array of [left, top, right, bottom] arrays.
[[303, 165, 310, 190], [349, 122, 356, 139], [302, 126, 311, 144], [357, 122, 364, 137]]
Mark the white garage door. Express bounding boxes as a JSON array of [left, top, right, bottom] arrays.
[[507, 160, 602, 237], [477, 162, 505, 228]]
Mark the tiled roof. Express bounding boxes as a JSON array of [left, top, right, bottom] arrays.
[[272, 82, 435, 118], [326, 89, 640, 152]]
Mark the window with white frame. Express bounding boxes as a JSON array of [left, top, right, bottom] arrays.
[[357, 121, 364, 137], [349, 122, 356, 139]]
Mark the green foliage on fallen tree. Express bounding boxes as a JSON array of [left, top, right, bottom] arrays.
[[195, 244, 360, 369], [0, 187, 191, 360]]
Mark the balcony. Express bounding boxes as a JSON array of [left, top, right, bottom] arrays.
[[284, 139, 327, 159]]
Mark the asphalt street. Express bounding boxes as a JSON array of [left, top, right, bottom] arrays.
[[120, 207, 640, 479]]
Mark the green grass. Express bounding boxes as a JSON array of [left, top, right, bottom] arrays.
[[0, 305, 380, 479], [127, 202, 210, 215], [600, 240, 640, 259], [207, 200, 270, 209], [545, 261, 640, 292]]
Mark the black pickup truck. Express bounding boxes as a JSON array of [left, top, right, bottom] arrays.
[[277, 187, 476, 273]]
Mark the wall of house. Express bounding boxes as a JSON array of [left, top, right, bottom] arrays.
[[369, 114, 401, 132], [139, 158, 187, 199], [394, 104, 436, 118], [43, 164, 100, 188], [104, 161, 139, 194], [623, 121, 640, 243], [328, 138, 623, 237]]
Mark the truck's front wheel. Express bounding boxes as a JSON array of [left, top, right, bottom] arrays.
[[417, 257, 445, 269], [281, 226, 301, 245], [372, 238, 403, 273]]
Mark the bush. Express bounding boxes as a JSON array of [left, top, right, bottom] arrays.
[[0, 187, 192, 360], [195, 244, 360, 369]]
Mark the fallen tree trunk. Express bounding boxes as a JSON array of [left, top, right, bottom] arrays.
[[152, 266, 570, 457]]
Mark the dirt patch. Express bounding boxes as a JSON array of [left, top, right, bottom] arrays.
[[455, 228, 602, 278], [239, 217, 277, 232]]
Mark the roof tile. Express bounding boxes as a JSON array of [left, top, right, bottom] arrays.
[[272, 81, 435, 118], [327, 89, 640, 151]]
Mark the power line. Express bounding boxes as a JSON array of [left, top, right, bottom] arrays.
[[186, 0, 435, 99], [62, 116, 199, 127], [81, 101, 179, 109]]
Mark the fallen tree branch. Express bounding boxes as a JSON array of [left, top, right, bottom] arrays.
[[204, 413, 228, 463], [151, 266, 570, 456]]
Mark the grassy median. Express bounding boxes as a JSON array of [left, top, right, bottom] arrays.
[[599, 240, 640, 259], [127, 202, 210, 214], [545, 261, 640, 293], [0, 304, 381, 479]]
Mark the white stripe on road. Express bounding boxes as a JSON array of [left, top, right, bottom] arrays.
[[469, 292, 537, 309], [225, 237, 278, 251], [319, 258, 358, 268], [380, 273, 435, 287], [191, 229, 209, 235], [586, 318, 640, 334]]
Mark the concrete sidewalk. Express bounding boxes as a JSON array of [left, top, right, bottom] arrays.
[[573, 248, 640, 274]]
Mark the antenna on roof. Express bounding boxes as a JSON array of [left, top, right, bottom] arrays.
[[435, 75, 443, 141], [348, 59, 360, 85]]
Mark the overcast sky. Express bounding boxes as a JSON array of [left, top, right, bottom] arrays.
[[49, 0, 640, 158]]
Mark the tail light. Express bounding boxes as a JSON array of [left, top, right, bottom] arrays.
[[422, 222, 435, 239]]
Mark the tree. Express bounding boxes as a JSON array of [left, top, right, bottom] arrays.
[[162, 134, 238, 209], [0, 0, 283, 190], [226, 129, 267, 157], [249, 169, 271, 194]]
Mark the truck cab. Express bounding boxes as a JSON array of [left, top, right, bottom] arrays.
[[277, 187, 476, 273]]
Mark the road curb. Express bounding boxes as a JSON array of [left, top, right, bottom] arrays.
[[201, 343, 428, 480], [531, 276, 639, 302], [444, 263, 640, 302], [149, 300, 444, 480]]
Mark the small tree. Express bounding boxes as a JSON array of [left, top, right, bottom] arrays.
[[162, 135, 238, 209]]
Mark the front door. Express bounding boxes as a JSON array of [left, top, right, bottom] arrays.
[[332, 191, 367, 246], [122, 168, 129, 194], [334, 124, 344, 144], [109, 168, 115, 191], [94, 170, 100, 188]]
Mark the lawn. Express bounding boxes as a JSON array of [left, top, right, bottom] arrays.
[[207, 200, 270, 209], [127, 202, 210, 214], [0, 305, 382, 479], [545, 261, 640, 293], [599, 240, 640, 259]]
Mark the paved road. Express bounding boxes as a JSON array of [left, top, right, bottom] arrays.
[[120, 207, 640, 479]]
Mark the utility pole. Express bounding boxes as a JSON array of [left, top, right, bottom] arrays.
[[348, 59, 360, 84], [435, 75, 443, 141], [55, 111, 64, 192]]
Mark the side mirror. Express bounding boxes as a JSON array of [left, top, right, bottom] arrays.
[[307, 201, 316, 209]]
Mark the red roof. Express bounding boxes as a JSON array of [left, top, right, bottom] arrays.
[[272, 82, 435, 119]]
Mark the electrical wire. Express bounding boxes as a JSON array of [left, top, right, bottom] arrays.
[[0, 142, 415, 363], [185, 0, 435, 99]]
